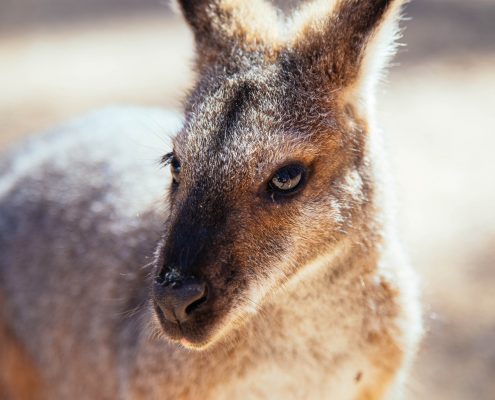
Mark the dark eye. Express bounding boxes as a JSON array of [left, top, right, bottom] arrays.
[[268, 164, 306, 195], [171, 157, 181, 184]]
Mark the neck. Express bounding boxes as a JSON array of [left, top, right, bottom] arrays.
[[212, 234, 385, 399], [129, 231, 390, 399], [243, 234, 376, 347]]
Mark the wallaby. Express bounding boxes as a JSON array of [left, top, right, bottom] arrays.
[[0, 0, 422, 399]]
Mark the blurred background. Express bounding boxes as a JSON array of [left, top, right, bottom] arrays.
[[0, 0, 494, 398]]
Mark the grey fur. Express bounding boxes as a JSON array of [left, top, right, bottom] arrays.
[[0, 107, 181, 398]]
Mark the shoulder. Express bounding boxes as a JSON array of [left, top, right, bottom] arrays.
[[0, 106, 182, 201], [0, 106, 182, 256], [0, 107, 182, 216]]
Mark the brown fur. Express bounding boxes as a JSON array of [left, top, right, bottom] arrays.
[[0, 299, 42, 400], [0, 0, 421, 398]]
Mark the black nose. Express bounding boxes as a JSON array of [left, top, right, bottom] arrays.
[[153, 277, 209, 323]]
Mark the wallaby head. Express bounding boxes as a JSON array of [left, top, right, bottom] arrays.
[[152, 0, 404, 349]]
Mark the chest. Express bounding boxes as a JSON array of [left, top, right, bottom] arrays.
[[208, 352, 371, 400]]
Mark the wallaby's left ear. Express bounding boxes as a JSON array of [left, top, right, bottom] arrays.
[[174, 0, 281, 71], [289, 0, 405, 108]]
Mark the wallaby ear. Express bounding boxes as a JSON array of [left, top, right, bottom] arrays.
[[174, 0, 281, 70], [288, 0, 405, 109]]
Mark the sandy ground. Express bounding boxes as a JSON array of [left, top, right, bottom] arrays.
[[0, 14, 193, 148], [0, 5, 494, 399]]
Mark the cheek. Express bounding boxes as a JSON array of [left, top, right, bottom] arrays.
[[231, 207, 303, 286], [225, 192, 348, 301], [279, 198, 346, 266], [236, 205, 296, 257]]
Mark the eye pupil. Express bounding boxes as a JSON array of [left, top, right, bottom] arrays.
[[269, 165, 305, 194], [171, 158, 180, 172], [171, 157, 181, 184]]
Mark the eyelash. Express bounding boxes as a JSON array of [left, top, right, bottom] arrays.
[[161, 152, 175, 167]]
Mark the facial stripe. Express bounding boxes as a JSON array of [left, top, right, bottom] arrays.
[[214, 82, 256, 149]]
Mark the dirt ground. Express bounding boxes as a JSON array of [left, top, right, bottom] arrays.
[[1, 1, 494, 399]]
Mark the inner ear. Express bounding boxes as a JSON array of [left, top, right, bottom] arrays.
[[287, 0, 405, 97], [174, 0, 282, 71]]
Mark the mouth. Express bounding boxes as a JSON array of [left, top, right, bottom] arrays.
[[153, 301, 217, 350]]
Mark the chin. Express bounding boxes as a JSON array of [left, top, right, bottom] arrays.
[[152, 301, 227, 350], [153, 301, 250, 351]]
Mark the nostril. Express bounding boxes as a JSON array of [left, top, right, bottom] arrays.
[[154, 267, 168, 286], [185, 285, 208, 316], [155, 274, 165, 285], [153, 277, 209, 323]]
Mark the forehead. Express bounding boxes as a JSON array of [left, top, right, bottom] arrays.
[[173, 65, 337, 183]]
